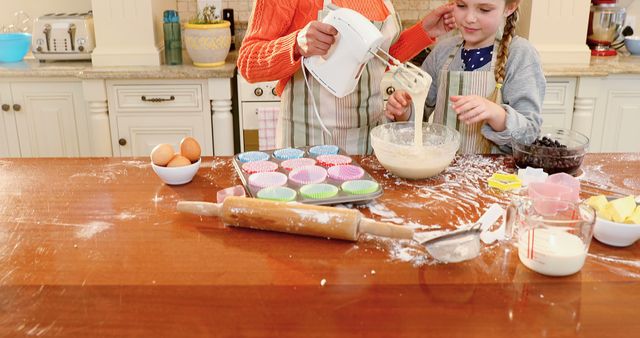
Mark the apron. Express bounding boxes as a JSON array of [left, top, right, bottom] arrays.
[[432, 38, 502, 154], [278, 0, 401, 155]]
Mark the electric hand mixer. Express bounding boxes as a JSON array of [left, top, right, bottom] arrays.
[[301, 6, 432, 138]]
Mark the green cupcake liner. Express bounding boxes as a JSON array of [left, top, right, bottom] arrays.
[[299, 184, 339, 199], [341, 180, 380, 195], [256, 186, 297, 202]]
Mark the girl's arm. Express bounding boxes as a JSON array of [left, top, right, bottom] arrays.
[[481, 51, 546, 147]]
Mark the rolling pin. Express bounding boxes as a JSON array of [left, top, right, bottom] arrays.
[[176, 196, 414, 241]]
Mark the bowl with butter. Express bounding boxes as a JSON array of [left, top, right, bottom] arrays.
[[587, 195, 640, 247]]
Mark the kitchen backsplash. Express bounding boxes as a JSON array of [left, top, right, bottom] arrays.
[[176, 0, 448, 45]]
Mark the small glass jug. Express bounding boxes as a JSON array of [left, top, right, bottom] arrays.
[[506, 196, 596, 277]]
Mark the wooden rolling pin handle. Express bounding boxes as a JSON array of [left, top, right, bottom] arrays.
[[176, 201, 222, 217], [358, 218, 414, 240]]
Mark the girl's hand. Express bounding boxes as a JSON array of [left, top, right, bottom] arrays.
[[295, 21, 338, 58], [421, 3, 456, 38], [450, 95, 507, 131], [385, 91, 413, 121]]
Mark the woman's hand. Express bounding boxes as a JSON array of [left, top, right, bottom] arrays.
[[421, 3, 456, 38], [295, 21, 339, 58], [385, 91, 413, 121], [450, 95, 507, 131]]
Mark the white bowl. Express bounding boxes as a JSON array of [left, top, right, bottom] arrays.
[[593, 216, 640, 247], [625, 36, 640, 55], [151, 158, 201, 185], [370, 122, 460, 179]]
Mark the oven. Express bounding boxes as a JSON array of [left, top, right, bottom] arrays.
[[237, 74, 280, 152]]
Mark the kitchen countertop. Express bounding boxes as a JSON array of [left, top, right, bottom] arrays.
[[0, 51, 238, 79], [1, 50, 640, 79], [0, 153, 639, 336]]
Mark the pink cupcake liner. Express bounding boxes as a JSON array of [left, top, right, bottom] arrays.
[[241, 160, 278, 174], [248, 171, 288, 189], [288, 165, 327, 185], [327, 165, 365, 181], [317, 154, 352, 167], [280, 158, 317, 171]]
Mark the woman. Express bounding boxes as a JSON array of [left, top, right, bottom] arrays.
[[238, 0, 455, 154]]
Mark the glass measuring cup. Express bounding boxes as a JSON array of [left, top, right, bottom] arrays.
[[506, 197, 596, 276]]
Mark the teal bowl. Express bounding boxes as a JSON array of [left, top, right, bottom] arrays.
[[0, 33, 32, 63]]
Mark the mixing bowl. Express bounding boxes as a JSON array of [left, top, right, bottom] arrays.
[[0, 33, 31, 63], [370, 122, 460, 179], [152, 158, 201, 185], [625, 36, 640, 55], [511, 127, 589, 175]]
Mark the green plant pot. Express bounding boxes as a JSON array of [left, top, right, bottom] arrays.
[[184, 21, 231, 67]]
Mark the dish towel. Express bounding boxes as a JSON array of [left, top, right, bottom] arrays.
[[257, 106, 279, 151]]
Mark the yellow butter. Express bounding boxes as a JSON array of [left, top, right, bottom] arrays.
[[598, 208, 614, 221], [605, 195, 637, 223], [625, 206, 640, 224], [586, 195, 608, 213]]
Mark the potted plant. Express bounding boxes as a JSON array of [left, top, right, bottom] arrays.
[[183, 5, 231, 67]]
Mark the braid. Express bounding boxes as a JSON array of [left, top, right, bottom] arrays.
[[489, 8, 520, 103]]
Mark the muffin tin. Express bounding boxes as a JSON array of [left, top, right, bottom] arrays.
[[232, 146, 383, 205]]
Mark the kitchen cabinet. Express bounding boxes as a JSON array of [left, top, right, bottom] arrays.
[[107, 79, 215, 156], [0, 80, 91, 157], [541, 77, 576, 130], [575, 75, 640, 152]]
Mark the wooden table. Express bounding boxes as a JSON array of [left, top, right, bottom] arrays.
[[1, 154, 639, 337]]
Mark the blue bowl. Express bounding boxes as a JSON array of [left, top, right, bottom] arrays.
[[625, 36, 640, 55], [0, 33, 32, 63]]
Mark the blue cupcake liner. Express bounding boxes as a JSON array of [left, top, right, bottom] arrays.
[[273, 148, 305, 160], [238, 151, 270, 163], [309, 145, 339, 156]]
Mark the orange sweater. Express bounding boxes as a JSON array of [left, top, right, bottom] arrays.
[[237, 0, 435, 95]]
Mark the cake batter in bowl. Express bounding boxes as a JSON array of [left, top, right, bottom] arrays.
[[370, 122, 460, 179]]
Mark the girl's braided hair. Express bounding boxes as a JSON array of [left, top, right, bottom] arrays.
[[488, 1, 520, 103]]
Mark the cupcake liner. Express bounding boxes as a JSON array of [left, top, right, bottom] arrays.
[[257, 186, 297, 202], [273, 148, 305, 160], [281, 158, 317, 171], [248, 171, 288, 189], [327, 165, 365, 181], [238, 151, 270, 163], [309, 145, 339, 156], [316, 154, 352, 167], [289, 165, 327, 185], [241, 160, 278, 174], [299, 184, 339, 199], [341, 180, 380, 195]]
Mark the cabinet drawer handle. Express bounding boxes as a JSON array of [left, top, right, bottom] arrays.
[[385, 86, 395, 95], [141, 95, 175, 103], [118, 138, 127, 146], [1, 104, 9, 112], [13, 104, 21, 112], [254, 88, 263, 97]]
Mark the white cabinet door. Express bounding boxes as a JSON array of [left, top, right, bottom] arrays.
[[541, 77, 576, 130], [600, 92, 640, 152], [10, 82, 85, 157], [0, 83, 19, 157], [576, 75, 640, 152], [115, 115, 209, 156]]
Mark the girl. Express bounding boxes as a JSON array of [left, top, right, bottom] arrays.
[[238, 0, 456, 155], [385, 0, 545, 154]]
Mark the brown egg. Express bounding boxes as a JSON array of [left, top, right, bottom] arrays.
[[167, 154, 192, 167], [150, 143, 175, 166], [180, 137, 201, 163]]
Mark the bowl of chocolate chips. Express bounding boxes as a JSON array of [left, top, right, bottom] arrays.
[[511, 127, 589, 175]]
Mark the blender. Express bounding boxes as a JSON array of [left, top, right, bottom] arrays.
[[587, 0, 627, 56]]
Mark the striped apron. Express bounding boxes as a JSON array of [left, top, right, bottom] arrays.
[[278, 0, 401, 155], [433, 39, 502, 154]]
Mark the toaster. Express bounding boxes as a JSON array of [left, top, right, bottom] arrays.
[[32, 11, 96, 61]]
